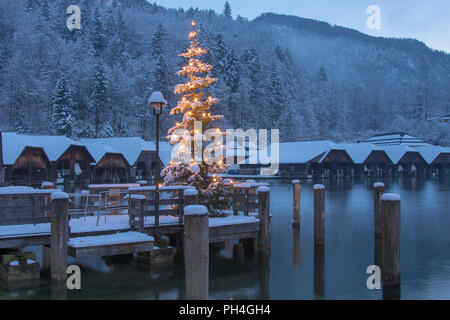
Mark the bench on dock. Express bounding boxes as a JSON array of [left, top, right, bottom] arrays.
[[67, 231, 154, 258]]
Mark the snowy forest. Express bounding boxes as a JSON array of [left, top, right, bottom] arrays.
[[0, 0, 449, 145]]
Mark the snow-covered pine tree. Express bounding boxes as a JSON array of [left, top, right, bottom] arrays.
[[15, 108, 31, 134], [52, 77, 75, 136], [41, 0, 50, 22], [101, 121, 115, 137], [91, 62, 108, 137], [247, 48, 267, 129], [151, 23, 168, 60], [223, 49, 240, 124], [92, 8, 106, 57], [161, 21, 230, 214], [211, 34, 228, 78], [152, 24, 171, 98], [223, 1, 232, 19]]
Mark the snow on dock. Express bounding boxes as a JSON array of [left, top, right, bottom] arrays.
[[68, 232, 154, 248], [0, 214, 259, 238]]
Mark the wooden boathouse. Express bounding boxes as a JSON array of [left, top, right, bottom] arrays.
[[341, 143, 393, 177], [28, 136, 95, 184], [80, 137, 168, 183], [383, 145, 428, 176], [1, 132, 449, 185], [81, 141, 131, 183], [1, 133, 52, 186]]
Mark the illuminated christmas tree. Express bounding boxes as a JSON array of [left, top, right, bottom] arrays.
[[161, 21, 230, 214]]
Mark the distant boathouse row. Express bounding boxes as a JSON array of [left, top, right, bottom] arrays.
[[238, 132, 450, 178], [0, 131, 449, 185], [0, 132, 172, 186]]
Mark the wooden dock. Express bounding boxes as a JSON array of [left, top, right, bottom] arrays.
[[0, 183, 269, 289]]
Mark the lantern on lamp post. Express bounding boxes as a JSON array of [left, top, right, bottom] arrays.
[[148, 91, 167, 240]]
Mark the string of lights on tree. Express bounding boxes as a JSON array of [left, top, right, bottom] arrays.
[[161, 21, 231, 214]]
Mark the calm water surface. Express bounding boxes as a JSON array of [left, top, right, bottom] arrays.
[[0, 177, 449, 299]]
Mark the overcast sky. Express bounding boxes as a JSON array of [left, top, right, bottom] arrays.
[[153, 0, 450, 53]]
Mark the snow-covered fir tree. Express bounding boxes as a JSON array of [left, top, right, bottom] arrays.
[[223, 1, 232, 19], [52, 77, 75, 136], [152, 24, 171, 99], [161, 21, 230, 214], [151, 23, 168, 60], [91, 62, 108, 137], [101, 121, 115, 137], [92, 8, 106, 57], [15, 108, 31, 134]]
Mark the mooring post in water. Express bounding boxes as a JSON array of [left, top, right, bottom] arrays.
[[292, 180, 301, 229], [293, 228, 301, 269], [314, 184, 325, 247], [314, 244, 325, 299], [381, 193, 401, 293], [184, 205, 209, 300], [257, 186, 271, 259], [373, 182, 385, 239], [50, 192, 69, 282], [233, 243, 245, 264]]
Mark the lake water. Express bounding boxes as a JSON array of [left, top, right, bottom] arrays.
[[1, 177, 449, 300]]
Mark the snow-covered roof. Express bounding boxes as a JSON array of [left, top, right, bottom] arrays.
[[362, 132, 431, 147], [79, 140, 123, 163], [23, 135, 83, 161], [317, 143, 348, 163], [340, 143, 387, 164], [80, 137, 156, 165], [1, 132, 86, 165], [1, 132, 44, 165], [257, 140, 337, 164], [380, 145, 415, 164], [158, 142, 174, 166], [411, 146, 447, 164], [79, 137, 174, 166]]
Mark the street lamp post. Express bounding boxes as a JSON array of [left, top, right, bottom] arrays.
[[149, 91, 167, 241]]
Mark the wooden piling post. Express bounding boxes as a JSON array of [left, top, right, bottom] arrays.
[[50, 192, 69, 282], [233, 243, 245, 264], [381, 193, 401, 290], [292, 180, 301, 229], [293, 228, 301, 269], [313, 184, 325, 246], [184, 205, 209, 300], [314, 245, 325, 299], [182, 188, 198, 225], [42, 181, 54, 217], [232, 186, 239, 216], [257, 186, 271, 259], [42, 245, 51, 272], [373, 182, 384, 239]]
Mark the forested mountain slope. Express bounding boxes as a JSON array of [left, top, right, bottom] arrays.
[[0, 0, 448, 145]]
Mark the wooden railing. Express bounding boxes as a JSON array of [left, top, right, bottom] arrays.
[[0, 182, 267, 231], [232, 183, 269, 216], [0, 191, 55, 227], [128, 186, 190, 231]]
